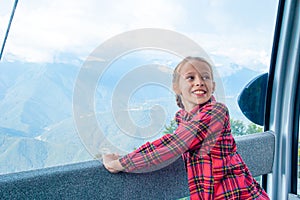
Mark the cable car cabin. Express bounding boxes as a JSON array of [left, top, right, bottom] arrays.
[[0, 0, 299, 199]]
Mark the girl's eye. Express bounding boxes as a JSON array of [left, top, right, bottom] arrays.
[[186, 76, 194, 81], [202, 76, 210, 81]]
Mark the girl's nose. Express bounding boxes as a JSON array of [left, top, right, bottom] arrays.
[[194, 77, 204, 86]]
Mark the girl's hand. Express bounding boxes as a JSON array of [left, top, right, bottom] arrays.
[[103, 153, 124, 173]]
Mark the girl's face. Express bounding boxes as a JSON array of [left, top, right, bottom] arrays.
[[174, 59, 215, 112]]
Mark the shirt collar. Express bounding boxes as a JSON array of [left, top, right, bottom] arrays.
[[179, 95, 216, 120]]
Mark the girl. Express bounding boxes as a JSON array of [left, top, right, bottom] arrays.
[[103, 56, 270, 200]]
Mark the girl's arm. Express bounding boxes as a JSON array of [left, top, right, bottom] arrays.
[[106, 102, 228, 173]]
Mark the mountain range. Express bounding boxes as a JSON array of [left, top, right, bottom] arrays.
[[0, 58, 265, 175]]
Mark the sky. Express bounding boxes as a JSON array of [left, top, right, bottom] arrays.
[[0, 0, 278, 72]]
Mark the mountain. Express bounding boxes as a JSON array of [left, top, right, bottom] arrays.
[[0, 125, 91, 174], [0, 136, 45, 174], [0, 58, 265, 174], [0, 62, 92, 174], [220, 65, 263, 122], [221, 65, 261, 96], [0, 62, 78, 136]]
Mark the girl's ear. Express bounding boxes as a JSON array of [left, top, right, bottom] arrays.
[[173, 83, 181, 95]]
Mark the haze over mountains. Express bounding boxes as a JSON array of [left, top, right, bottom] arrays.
[[0, 57, 264, 175]]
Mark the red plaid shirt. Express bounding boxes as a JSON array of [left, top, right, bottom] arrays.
[[120, 97, 269, 200]]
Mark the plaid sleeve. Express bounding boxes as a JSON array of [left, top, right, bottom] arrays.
[[119, 102, 227, 172]]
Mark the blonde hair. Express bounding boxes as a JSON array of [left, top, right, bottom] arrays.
[[172, 56, 214, 109]]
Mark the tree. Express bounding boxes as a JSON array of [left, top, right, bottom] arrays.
[[246, 123, 263, 134], [162, 118, 263, 138], [162, 120, 177, 135], [230, 119, 247, 136], [230, 118, 263, 136]]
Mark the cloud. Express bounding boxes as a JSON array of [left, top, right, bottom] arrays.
[[183, 31, 273, 73], [157, 65, 173, 74], [174, 0, 277, 72], [3, 0, 277, 72], [0, 2, 11, 40], [4, 0, 185, 63]]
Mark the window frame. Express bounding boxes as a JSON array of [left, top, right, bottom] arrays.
[[264, 0, 300, 198]]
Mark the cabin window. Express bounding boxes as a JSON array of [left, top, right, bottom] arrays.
[[0, 0, 278, 175]]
